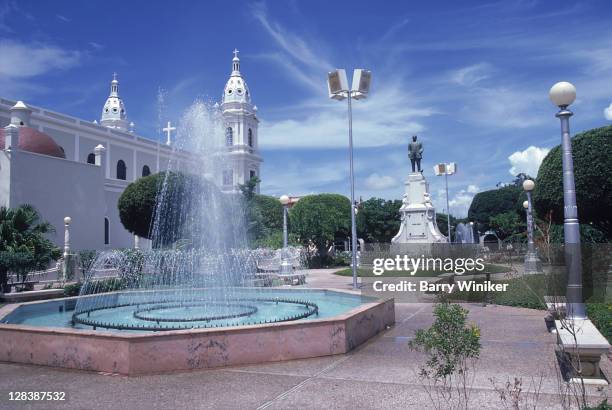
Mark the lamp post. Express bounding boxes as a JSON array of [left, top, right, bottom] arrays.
[[469, 221, 475, 243], [279, 195, 292, 275], [63, 217, 71, 259], [434, 162, 457, 242], [549, 81, 585, 320], [327, 69, 372, 289], [63, 217, 72, 283], [522, 180, 541, 274]]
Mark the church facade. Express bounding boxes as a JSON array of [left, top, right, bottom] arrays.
[[0, 51, 262, 250]]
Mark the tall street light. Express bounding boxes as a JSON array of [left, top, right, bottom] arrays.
[[279, 195, 292, 275], [522, 179, 541, 274], [434, 162, 456, 242], [327, 69, 372, 289], [549, 81, 586, 320]]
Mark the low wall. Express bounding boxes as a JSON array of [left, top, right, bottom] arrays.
[[0, 295, 394, 375], [1, 289, 65, 303]]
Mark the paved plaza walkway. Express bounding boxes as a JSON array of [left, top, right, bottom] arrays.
[[0, 269, 610, 409]]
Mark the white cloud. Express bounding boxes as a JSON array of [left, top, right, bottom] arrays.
[[450, 63, 492, 86], [251, 3, 331, 73], [439, 186, 479, 218], [364, 173, 397, 190], [449, 191, 475, 215], [250, 2, 437, 150], [260, 82, 435, 149], [261, 160, 346, 196], [605, 102, 612, 121], [508, 145, 550, 177], [0, 39, 80, 79], [89, 41, 104, 50]]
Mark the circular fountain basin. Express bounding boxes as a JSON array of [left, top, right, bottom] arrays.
[[0, 288, 394, 375]]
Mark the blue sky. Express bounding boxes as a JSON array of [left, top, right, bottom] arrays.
[[2, 0, 612, 216]]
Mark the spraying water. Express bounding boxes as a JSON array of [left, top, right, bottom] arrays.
[[72, 101, 316, 331]]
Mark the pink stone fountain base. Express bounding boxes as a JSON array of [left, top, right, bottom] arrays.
[[0, 295, 394, 375]]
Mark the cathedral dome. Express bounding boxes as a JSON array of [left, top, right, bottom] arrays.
[[0, 127, 66, 159], [222, 49, 251, 105], [100, 73, 128, 131]]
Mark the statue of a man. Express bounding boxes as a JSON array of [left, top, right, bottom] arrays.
[[408, 135, 423, 173]]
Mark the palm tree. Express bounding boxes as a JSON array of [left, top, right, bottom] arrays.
[[0, 204, 60, 292]]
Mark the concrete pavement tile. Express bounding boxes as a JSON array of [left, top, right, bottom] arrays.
[[0, 362, 306, 410]]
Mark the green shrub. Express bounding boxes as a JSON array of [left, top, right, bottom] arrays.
[[448, 274, 547, 310], [587, 303, 612, 344], [409, 303, 481, 408], [63, 282, 82, 297], [77, 250, 98, 276], [64, 277, 127, 297]]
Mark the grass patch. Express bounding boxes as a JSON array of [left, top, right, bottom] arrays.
[[446, 274, 548, 310], [334, 263, 510, 278], [444, 273, 612, 343], [587, 302, 612, 344]]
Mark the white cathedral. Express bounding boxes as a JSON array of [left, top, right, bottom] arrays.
[[0, 50, 262, 250]]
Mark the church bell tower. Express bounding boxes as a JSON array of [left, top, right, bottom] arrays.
[[220, 49, 263, 192]]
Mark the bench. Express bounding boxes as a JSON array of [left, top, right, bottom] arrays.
[[555, 319, 610, 385]]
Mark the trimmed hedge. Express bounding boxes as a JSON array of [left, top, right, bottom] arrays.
[[534, 125, 612, 239]]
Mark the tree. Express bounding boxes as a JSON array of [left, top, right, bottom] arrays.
[[289, 194, 351, 262], [467, 185, 523, 232], [0, 205, 60, 291], [237, 177, 285, 247], [249, 195, 284, 247], [534, 125, 612, 239], [238, 176, 260, 201], [118, 172, 163, 239], [436, 212, 462, 239], [357, 198, 402, 243], [118, 171, 221, 247], [489, 211, 525, 240]]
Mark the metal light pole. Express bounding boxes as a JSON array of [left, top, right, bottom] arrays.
[[434, 163, 456, 242], [549, 81, 586, 319], [327, 69, 372, 289], [279, 195, 292, 275], [522, 179, 541, 274], [62, 216, 72, 283]]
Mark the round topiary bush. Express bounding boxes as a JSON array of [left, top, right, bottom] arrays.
[[534, 125, 612, 238], [118, 171, 221, 246]]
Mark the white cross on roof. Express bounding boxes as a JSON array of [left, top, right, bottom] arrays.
[[162, 121, 176, 146]]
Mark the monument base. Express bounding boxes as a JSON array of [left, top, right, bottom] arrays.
[[392, 172, 447, 245]]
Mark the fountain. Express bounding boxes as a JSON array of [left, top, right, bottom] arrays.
[[0, 101, 394, 375]]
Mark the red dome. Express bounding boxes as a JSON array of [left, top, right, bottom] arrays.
[[0, 127, 66, 159]]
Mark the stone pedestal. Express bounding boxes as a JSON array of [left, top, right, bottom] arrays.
[[555, 319, 610, 385], [392, 173, 447, 244], [524, 250, 542, 274]]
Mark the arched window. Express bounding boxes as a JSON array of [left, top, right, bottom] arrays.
[[104, 218, 110, 245], [225, 127, 233, 146], [87, 153, 95, 164], [116, 160, 127, 180], [142, 165, 151, 177], [248, 128, 253, 147]]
